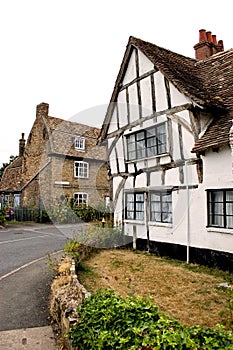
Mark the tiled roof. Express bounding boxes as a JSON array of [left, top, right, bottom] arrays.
[[0, 157, 24, 191], [47, 116, 106, 160], [99, 36, 233, 152]]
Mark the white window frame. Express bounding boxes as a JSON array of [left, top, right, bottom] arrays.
[[74, 161, 89, 178], [73, 192, 88, 206], [74, 137, 85, 151]]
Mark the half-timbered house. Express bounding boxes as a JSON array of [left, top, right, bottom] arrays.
[[99, 30, 233, 269], [0, 102, 109, 217]]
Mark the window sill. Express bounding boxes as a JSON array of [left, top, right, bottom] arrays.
[[75, 148, 85, 152], [149, 222, 173, 228], [206, 227, 233, 235], [124, 220, 145, 225], [126, 153, 170, 163]]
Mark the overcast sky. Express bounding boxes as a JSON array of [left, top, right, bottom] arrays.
[[0, 0, 232, 165]]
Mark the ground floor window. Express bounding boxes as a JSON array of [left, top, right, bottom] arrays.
[[207, 189, 233, 229], [125, 190, 173, 223], [74, 192, 88, 206], [125, 193, 144, 220], [150, 191, 172, 223]]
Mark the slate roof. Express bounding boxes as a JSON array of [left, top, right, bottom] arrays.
[[99, 36, 233, 153]]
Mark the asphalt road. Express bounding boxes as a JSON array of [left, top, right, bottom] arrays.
[[0, 223, 78, 331]]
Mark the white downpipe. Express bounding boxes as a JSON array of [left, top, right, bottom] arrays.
[[185, 161, 190, 263]]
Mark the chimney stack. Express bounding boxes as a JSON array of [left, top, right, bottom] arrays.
[[194, 29, 224, 60], [36, 102, 49, 119], [19, 133, 26, 157]]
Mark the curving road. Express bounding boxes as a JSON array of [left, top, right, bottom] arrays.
[[0, 223, 71, 331]]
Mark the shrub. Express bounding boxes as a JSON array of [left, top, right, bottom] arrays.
[[0, 207, 6, 226], [68, 289, 233, 350], [73, 223, 131, 249]]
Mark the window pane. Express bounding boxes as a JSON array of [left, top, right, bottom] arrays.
[[226, 202, 233, 216], [136, 193, 144, 202], [226, 215, 233, 229], [136, 211, 144, 220], [211, 191, 223, 202]]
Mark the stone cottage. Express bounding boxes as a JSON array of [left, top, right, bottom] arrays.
[[0, 102, 109, 216]]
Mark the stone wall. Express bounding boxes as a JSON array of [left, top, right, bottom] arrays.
[[50, 257, 90, 350]]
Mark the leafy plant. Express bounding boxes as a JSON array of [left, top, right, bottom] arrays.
[[68, 289, 233, 350], [0, 207, 6, 226]]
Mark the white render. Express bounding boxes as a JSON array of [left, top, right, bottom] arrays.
[[105, 45, 233, 258]]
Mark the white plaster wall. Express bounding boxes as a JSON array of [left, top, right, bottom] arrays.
[[117, 91, 128, 128], [109, 151, 117, 174], [140, 77, 153, 117], [115, 139, 125, 173], [154, 72, 168, 111], [135, 172, 147, 188], [171, 121, 180, 160], [124, 176, 134, 189], [108, 106, 118, 134], [165, 168, 180, 186], [150, 170, 162, 186], [182, 128, 196, 159], [169, 81, 190, 107], [128, 84, 140, 122], [203, 147, 232, 186], [123, 49, 136, 85], [138, 50, 154, 76]]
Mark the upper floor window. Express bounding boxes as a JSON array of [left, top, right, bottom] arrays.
[[74, 161, 89, 178], [126, 123, 167, 161], [207, 189, 233, 229], [74, 137, 85, 151], [125, 192, 144, 221], [150, 191, 172, 223]]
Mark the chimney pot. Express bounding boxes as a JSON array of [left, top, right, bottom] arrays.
[[199, 29, 207, 42], [218, 39, 224, 48], [206, 31, 213, 42], [19, 133, 26, 157], [212, 35, 217, 44]]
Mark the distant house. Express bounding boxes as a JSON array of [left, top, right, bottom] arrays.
[[98, 30, 233, 270], [0, 102, 109, 215]]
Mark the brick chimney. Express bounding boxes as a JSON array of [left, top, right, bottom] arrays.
[[194, 29, 224, 60], [36, 102, 49, 119], [19, 133, 26, 156]]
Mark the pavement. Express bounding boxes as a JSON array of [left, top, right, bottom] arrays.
[[0, 326, 57, 350]]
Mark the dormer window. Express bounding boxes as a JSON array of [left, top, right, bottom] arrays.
[[74, 137, 85, 151]]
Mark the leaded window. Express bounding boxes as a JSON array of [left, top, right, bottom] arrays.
[[126, 123, 167, 161], [125, 193, 144, 221], [207, 189, 233, 229], [150, 191, 172, 223]]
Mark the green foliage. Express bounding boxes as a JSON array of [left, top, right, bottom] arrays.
[[71, 202, 110, 222], [0, 207, 6, 226], [68, 289, 233, 350], [64, 239, 96, 270], [64, 240, 81, 260], [73, 224, 129, 249]]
